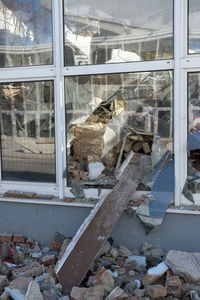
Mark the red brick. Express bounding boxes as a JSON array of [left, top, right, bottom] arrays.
[[41, 254, 56, 266], [13, 234, 25, 243], [117, 258, 124, 267], [0, 233, 12, 243], [48, 240, 61, 252], [12, 262, 43, 278], [124, 260, 136, 271]]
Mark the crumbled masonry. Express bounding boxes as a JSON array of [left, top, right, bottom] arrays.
[[0, 233, 200, 300]]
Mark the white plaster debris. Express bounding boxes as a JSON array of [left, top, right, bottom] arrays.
[[88, 162, 105, 180], [149, 262, 168, 275], [126, 255, 146, 267]]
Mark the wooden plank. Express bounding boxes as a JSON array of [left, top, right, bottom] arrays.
[[55, 154, 151, 294]]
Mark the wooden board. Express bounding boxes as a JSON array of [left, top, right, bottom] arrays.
[[55, 154, 151, 294]]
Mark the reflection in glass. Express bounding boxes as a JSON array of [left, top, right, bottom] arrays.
[[0, 81, 55, 182], [188, 73, 200, 193], [64, 0, 173, 66], [0, 0, 53, 67], [188, 0, 200, 54], [65, 71, 173, 187]]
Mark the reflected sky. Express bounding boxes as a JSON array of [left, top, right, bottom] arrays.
[[0, 0, 52, 46]]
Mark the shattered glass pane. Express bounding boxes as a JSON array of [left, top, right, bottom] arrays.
[[63, 0, 173, 66], [0, 0, 53, 67], [188, 0, 200, 54], [0, 81, 56, 182], [187, 73, 200, 194], [65, 71, 173, 187]]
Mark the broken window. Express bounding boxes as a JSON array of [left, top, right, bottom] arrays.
[[63, 0, 173, 66], [0, 80, 56, 182], [65, 71, 173, 188], [0, 0, 53, 67], [187, 73, 200, 194], [188, 0, 200, 54]]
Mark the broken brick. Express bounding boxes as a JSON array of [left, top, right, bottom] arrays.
[[70, 287, 88, 300], [0, 233, 12, 243], [146, 285, 167, 299], [48, 241, 61, 252], [41, 254, 56, 267], [165, 269, 181, 298], [12, 262, 43, 278], [13, 234, 25, 243]]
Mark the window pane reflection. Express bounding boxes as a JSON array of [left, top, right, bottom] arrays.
[[188, 0, 200, 54], [0, 0, 53, 67], [188, 73, 200, 194], [0, 81, 56, 182], [64, 0, 173, 66], [65, 71, 173, 187]]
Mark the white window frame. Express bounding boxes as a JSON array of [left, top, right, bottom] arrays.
[[0, 0, 199, 207]]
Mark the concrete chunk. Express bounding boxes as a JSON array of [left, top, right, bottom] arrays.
[[165, 250, 200, 283]]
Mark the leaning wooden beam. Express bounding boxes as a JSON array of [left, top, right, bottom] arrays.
[[55, 154, 151, 294]]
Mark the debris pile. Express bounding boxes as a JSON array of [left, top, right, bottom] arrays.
[[67, 94, 156, 186], [0, 233, 200, 300]]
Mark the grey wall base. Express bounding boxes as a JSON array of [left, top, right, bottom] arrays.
[[0, 201, 198, 252]]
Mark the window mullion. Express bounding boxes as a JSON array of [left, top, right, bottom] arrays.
[[53, 0, 65, 199], [174, 0, 187, 206]]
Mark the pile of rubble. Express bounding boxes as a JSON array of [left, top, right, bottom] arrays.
[[0, 233, 200, 300]]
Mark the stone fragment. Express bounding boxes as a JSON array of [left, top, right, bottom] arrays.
[[144, 248, 165, 266], [12, 262, 43, 278], [88, 267, 114, 293], [0, 233, 12, 243], [1, 262, 17, 276], [105, 286, 129, 300], [129, 270, 136, 277], [42, 288, 60, 300], [84, 285, 104, 300], [88, 162, 105, 180], [124, 260, 136, 272], [142, 143, 151, 154], [109, 247, 119, 258], [5, 277, 31, 299], [143, 262, 168, 285], [59, 297, 70, 300], [41, 255, 55, 267], [134, 289, 145, 297], [117, 268, 126, 275], [48, 241, 61, 252], [26, 237, 34, 248], [70, 287, 88, 300], [36, 273, 56, 292], [97, 241, 111, 258], [13, 235, 25, 243], [119, 246, 132, 257], [182, 283, 200, 296], [125, 280, 142, 296], [25, 281, 43, 300], [145, 285, 167, 299], [165, 269, 181, 298], [126, 256, 146, 272], [16, 248, 25, 264], [142, 242, 152, 253], [132, 142, 143, 153], [0, 291, 10, 300], [165, 250, 200, 283], [0, 276, 8, 293]]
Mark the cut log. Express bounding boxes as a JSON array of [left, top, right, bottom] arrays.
[[55, 154, 151, 294]]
